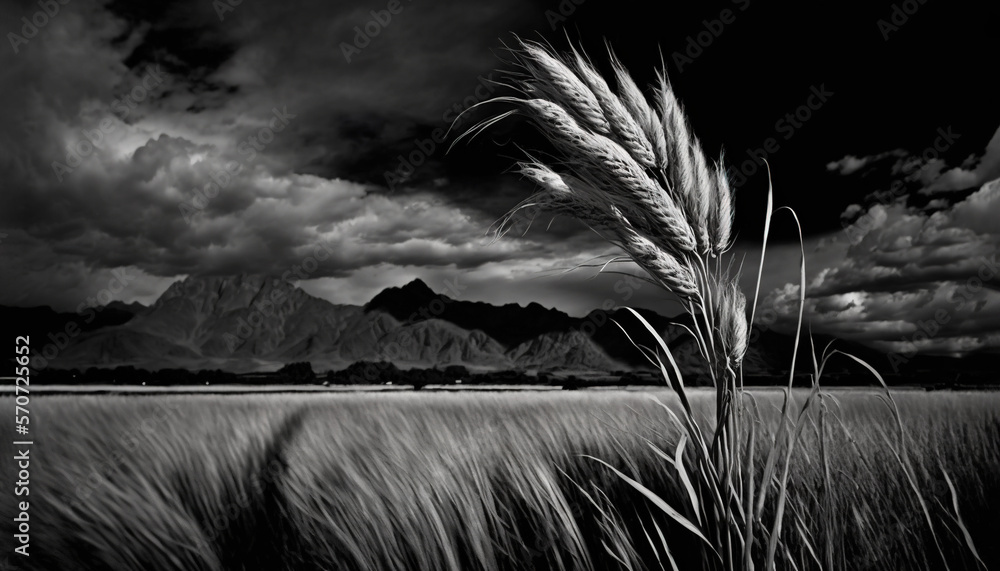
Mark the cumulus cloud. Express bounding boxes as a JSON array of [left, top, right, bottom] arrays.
[[826, 149, 906, 176], [840, 204, 863, 220], [824, 125, 1000, 213], [3, 121, 540, 285], [759, 177, 1000, 356], [782, 126, 1000, 357], [833, 125, 1000, 197], [923, 125, 1000, 194]]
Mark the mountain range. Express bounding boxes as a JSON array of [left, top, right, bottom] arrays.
[[2, 274, 995, 384]]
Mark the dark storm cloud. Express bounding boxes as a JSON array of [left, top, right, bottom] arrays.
[[830, 125, 1000, 218], [2, 0, 998, 333], [826, 149, 907, 177], [0, 0, 555, 303], [748, 121, 1000, 356], [759, 173, 1000, 356]]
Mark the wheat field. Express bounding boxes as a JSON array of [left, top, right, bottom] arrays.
[[1, 390, 997, 570]]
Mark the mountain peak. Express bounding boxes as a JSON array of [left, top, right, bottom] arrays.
[[365, 278, 441, 314], [400, 278, 435, 296], [151, 273, 310, 312]]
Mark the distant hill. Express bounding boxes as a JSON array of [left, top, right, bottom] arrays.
[[0, 302, 143, 352], [365, 278, 684, 364], [365, 278, 579, 347], [18, 275, 639, 374], [4, 275, 996, 385], [104, 300, 147, 315]]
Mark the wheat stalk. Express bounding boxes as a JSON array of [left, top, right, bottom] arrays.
[[515, 40, 611, 136], [459, 37, 769, 571], [468, 37, 745, 372], [461, 37, 982, 571], [480, 39, 740, 310]]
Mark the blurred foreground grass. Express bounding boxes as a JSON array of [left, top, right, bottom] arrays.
[[1, 389, 997, 570]]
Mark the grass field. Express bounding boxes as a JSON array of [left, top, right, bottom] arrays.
[[2, 389, 998, 570]]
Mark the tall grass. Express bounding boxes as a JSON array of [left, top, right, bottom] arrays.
[[2, 392, 998, 570], [456, 38, 987, 570]]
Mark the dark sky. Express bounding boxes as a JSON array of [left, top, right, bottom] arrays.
[[1, 0, 998, 356]]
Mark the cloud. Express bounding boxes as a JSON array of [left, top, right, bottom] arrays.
[[923, 124, 1000, 194], [840, 203, 862, 219], [788, 124, 1000, 354], [298, 253, 680, 318], [826, 149, 906, 176], [823, 125, 1000, 214], [762, 271, 1000, 358], [7, 0, 994, 338], [0, 229, 176, 311], [761, 122, 1000, 357], [826, 155, 870, 176], [12, 124, 537, 277], [0, 0, 599, 310], [758, 177, 1000, 356], [827, 124, 999, 197]]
